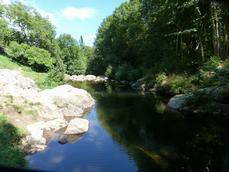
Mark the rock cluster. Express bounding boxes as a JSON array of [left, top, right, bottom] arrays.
[[64, 74, 108, 83], [0, 69, 95, 153], [167, 84, 229, 115]]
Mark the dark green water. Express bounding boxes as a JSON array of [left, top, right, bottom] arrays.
[[27, 82, 229, 172]]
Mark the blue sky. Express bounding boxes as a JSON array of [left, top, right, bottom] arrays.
[[0, 0, 126, 46]]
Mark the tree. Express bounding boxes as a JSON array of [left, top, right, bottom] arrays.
[[91, 0, 228, 81], [57, 34, 88, 75]]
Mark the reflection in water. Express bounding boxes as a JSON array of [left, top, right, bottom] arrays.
[[27, 82, 229, 172]]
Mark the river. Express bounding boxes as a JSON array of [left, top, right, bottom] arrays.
[[27, 82, 229, 172]]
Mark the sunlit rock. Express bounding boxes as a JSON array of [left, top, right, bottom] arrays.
[[39, 85, 95, 119], [65, 118, 89, 135], [64, 74, 108, 83], [167, 94, 190, 110]]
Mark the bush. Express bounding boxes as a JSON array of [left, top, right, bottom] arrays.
[[168, 75, 195, 94], [6, 41, 53, 72], [25, 46, 53, 71], [155, 74, 196, 94], [105, 65, 113, 77], [195, 59, 229, 88], [155, 72, 167, 86], [114, 64, 141, 81], [6, 41, 29, 63], [203, 56, 222, 71], [42, 57, 65, 88]]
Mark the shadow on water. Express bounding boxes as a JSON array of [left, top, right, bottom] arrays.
[[28, 81, 229, 172], [96, 92, 229, 172]]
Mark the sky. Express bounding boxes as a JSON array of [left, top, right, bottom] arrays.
[[0, 0, 126, 46]]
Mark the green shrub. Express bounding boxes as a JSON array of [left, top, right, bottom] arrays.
[[155, 72, 167, 86], [203, 56, 222, 71], [6, 41, 53, 72], [105, 65, 113, 77], [169, 75, 195, 94], [42, 57, 65, 89], [114, 64, 141, 81], [6, 41, 29, 63], [25, 46, 53, 71]]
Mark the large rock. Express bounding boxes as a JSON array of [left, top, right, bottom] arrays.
[[0, 69, 95, 153], [131, 78, 146, 91], [0, 69, 39, 101], [198, 84, 229, 103], [38, 85, 95, 119], [167, 94, 191, 110], [24, 119, 68, 153], [65, 118, 89, 135], [167, 84, 229, 115], [0, 70, 95, 120]]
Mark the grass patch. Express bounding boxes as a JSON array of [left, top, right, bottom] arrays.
[[0, 114, 27, 168], [0, 54, 48, 89]]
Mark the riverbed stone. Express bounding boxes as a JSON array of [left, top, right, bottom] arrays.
[[64, 118, 89, 135], [167, 94, 191, 110], [38, 85, 95, 119], [64, 74, 108, 83]]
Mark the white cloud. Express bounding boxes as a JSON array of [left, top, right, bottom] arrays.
[[62, 7, 96, 20], [0, 0, 11, 5]]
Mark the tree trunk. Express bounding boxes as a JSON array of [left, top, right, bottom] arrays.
[[211, 2, 221, 57]]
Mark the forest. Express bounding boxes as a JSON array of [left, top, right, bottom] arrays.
[[0, 0, 228, 94], [0, 2, 94, 87], [90, 0, 229, 93]]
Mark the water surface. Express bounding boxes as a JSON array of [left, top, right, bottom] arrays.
[[27, 82, 229, 172]]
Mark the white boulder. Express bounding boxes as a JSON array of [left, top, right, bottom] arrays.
[[65, 118, 89, 135], [38, 85, 95, 119]]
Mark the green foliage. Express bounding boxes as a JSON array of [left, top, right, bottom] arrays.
[[0, 18, 12, 46], [155, 73, 167, 86], [114, 65, 127, 81], [223, 59, 229, 69], [203, 56, 222, 71], [25, 46, 53, 71], [105, 65, 113, 77], [6, 41, 53, 72], [168, 75, 195, 94], [0, 114, 26, 168], [195, 58, 229, 88], [154, 73, 196, 94], [57, 34, 91, 75], [113, 64, 141, 81], [92, 0, 228, 82], [1, 2, 93, 83]]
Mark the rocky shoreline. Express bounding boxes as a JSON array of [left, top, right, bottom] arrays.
[[64, 74, 108, 83], [167, 84, 229, 116], [0, 69, 95, 154], [64, 73, 229, 117]]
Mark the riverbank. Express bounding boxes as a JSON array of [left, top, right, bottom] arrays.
[[0, 64, 95, 167]]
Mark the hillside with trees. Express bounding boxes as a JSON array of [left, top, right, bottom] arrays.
[[89, 0, 228, 93], [0, 2, 93, 87]]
